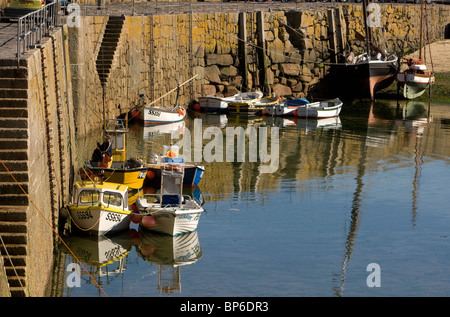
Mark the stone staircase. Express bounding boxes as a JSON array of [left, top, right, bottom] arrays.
[[96, 16, 125, 85], [0, 59, 30, 297]]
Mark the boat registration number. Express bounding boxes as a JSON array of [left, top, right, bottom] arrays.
[[105, 212, 122, 222], [147, 110, 161, 117], [138, 171, 146, 179], [77, 210, 93, 220]]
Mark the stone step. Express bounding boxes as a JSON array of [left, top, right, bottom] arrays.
[[0, 221, 28, 233], [0, 98, 28, 108], [0, 244, 26, 256], [0, 150, 28, 161], [97, 48, 117, 55], [96, 60, 113, 66], [0, 67, 28, 79], [105, 24, 124, 30], [2, 255, 26, 267], [0, 128, 28, 139], [0, 139, 28, 150], [0, 79, 27, 89], [0, 118, 28, 129], [0, 89, 27, 99], [9, 287, 27, 297], [0, 196, 29, 206], [0, 172, 28, 183], [6, 276, 26, 288], [0, 207, 28, 222], [0, 159, 28, 171], [0, 232, 27, 244], [0, 108, 28, 118], [101, 35, 120, 41], [0, 59, 27, 67], [0, 183, 29, 195], [5, 266, 26, 277]]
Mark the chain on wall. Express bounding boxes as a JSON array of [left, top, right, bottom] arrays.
[[50, 35, 67, 207], [39, 46, 59, 222]]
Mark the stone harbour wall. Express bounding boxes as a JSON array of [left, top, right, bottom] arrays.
[[69, 4, 450, 136]]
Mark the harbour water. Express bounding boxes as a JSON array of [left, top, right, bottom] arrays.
[[56, 98, 450, 297]]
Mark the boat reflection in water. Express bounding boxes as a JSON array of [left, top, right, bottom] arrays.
[[62, 232, 132, 292], [142, 120, 186, 142], [133, 229, 202, 294]]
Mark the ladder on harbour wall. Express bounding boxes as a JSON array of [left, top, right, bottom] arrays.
[[0, 60, 30, 297], [96, 16, 126, 85]]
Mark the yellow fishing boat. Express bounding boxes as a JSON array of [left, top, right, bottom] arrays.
[[82, 118, 148, 202], [64, 181, 133, 236]]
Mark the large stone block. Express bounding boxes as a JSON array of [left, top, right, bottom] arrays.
[[280, 63, 301, 77], [205, 54, 234, 66], [271, 84, 292, 96]]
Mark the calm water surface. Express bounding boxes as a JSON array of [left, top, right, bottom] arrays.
[[57, 99, 450, 297]]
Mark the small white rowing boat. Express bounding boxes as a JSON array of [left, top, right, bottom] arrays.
[[296, 98, 343, 118]]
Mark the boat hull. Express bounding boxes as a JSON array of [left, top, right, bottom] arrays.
[[140, 106, 186, 126], [397, 73, 434, 99], [296, 99, 343, 118], [228, 97, 280, 114], [140, 209, 203, 237], [198, 96, 231, 112], [67, 206, 132, 236], [330, 57, 399, 100]]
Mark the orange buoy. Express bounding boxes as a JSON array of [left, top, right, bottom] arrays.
[[142, 215, 156, 228], [131, 213, 142, 224], [146, 170, 155, 179]]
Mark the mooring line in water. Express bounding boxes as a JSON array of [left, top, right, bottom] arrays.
[[0, 158, 108, 297]]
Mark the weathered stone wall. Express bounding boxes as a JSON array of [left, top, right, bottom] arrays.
[[0, 26, 74, 297], [69, 4, 450, 137], [26, 26, 75, 296]]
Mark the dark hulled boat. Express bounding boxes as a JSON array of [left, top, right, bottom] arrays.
[[330, 0, 399, 101]]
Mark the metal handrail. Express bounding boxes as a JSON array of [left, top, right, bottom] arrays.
[[17, 1, 61, 62]]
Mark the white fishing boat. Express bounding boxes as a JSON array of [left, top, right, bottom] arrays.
[[139, 105, 186, 126], [135, 157, 204, 236], [198, 91, 264, 112], [296, 98, 343, 119], [64, 181, 133, 236]]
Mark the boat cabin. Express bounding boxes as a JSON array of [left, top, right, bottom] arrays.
[[72, 181, 129, 211]]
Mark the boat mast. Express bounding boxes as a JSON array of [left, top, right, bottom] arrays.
[[419, 0, 424, 61], [362, 0, 371, 56]]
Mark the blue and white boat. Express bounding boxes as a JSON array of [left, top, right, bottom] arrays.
[[272, 98, 310, 116]]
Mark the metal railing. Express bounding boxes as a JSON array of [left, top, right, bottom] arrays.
[[17, 1, 61, 61]]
